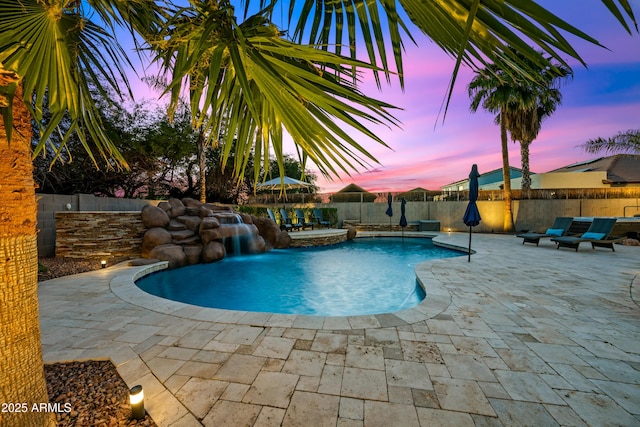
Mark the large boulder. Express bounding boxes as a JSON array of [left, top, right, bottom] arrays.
[[177, 215, 202, 231], [248, 235, 267, 253], [167, 198, 186, 218], [198, 206, 214, 218], [170, 229, 195, 243], [203, 203, 233, 214], [239, 213, 253, 224], [199, 217, 221, 233], [149, 244, 187, 269], [168, 219, 187, 231], [253, 216, 287, 249], [182, 197, 202, 216], [215, 212, 242, 224], [181, 197, 202, 208], [202, 241, 225, 263], [183, 244, 203, 265], [346, 226, 357, 240], [200, 224, 257, 246], [275, 231, 292, 249], [141, 227, 173, 258], [141, 205, 170, 229]]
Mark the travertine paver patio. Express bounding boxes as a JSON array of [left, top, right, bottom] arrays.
[[39, 232, 640, 426]]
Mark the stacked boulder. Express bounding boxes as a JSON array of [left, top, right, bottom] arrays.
[[141, 198, 291, 268]]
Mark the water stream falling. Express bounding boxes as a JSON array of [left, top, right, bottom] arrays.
[[220, 213, 260, 255]]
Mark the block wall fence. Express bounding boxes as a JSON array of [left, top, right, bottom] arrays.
[[38, 193, 640, 259]]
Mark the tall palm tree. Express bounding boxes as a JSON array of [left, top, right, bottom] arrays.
[[1, 2, 160, 425], [0, 1, 637, 425], [501, 57, 571, 195], [468, 54, 570, 228], [468, 64, 518, 232]]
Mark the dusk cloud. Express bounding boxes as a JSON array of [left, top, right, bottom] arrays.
[[310, 2, 640, 193]]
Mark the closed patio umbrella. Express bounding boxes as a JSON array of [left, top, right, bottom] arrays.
[[399, 197, 408, 238], [385, 192, 393, 231], [462, 164, 482, 262]]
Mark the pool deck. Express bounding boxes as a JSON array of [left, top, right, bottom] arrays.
[[39, 232, 640, 426]]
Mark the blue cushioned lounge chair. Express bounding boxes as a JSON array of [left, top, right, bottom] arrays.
[[313, 208, 331, 228], [516, 217, 574, 246], [280, 208, 301, 231], [295, 209, 314, 230], [551, 218, 618, 251], [267, 208, 291, 231]]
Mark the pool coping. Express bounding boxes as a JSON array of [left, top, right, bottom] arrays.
[[109, 232, 465, 329]]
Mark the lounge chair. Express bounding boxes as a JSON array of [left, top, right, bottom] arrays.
[[267, 208, 291, 231], [551, 218, 618, 251], [280, 208, 301, 231], [313, 208, 331, 228], [516, 217, 574, 246], [295, 209, 314, 230]]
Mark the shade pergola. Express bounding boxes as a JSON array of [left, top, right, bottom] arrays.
[[255, 176, 312, 191]]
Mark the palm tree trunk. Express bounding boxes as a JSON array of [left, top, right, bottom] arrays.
[[0, 87, 56, 427], [520, 140, 531, 197], [197, 129, 206, 203], [500, 113, 514, 232]]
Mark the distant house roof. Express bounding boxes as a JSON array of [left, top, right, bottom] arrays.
[[550, 155, 640, 184], [397, 187, 439, 201], [330, 183, 377, 202], [442, 167, 525, 190]]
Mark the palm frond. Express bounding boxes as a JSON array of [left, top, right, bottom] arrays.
[[580, 130, 640, 154], [282, 0, 637, 93], [152, 4, 400, 182], [0, 0, 157, 168]]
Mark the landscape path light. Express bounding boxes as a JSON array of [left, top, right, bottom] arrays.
[[129, 385, 145, 420]]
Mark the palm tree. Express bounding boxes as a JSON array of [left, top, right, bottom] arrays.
[[0, 1, 637, 424], [468, 64, 518, 232], [1, 2, 158, 424], [468, 53, 570, 228], [501, 57, 571, 195], [580, 129, 640, 154]]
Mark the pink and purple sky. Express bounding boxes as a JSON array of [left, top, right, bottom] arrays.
[[304, 1, 640, 193], [128, 1, 640, 193]]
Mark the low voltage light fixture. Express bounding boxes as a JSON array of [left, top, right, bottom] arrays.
[[101, 260, 107, 268], [129, 385, 145, 420]]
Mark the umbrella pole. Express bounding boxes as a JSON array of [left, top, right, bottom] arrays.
[[468, 226, 472, 262]]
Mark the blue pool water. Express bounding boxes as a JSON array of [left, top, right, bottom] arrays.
[[136, 237, 461, 316]]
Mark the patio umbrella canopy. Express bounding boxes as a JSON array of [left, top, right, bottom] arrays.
[[255, 176, 312, 191], [462, 164, 482, 262]]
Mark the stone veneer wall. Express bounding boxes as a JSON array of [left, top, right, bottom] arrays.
[[55, 212, 145, 261], [289, 232, 348, 248], [38, 194, 160, 257], [342, 220, 419, 232]]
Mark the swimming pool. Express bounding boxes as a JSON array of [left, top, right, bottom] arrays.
[[135, 237, 462, 316]]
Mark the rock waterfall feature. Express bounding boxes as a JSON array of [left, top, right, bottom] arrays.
[[140, 198, 291, 268]]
